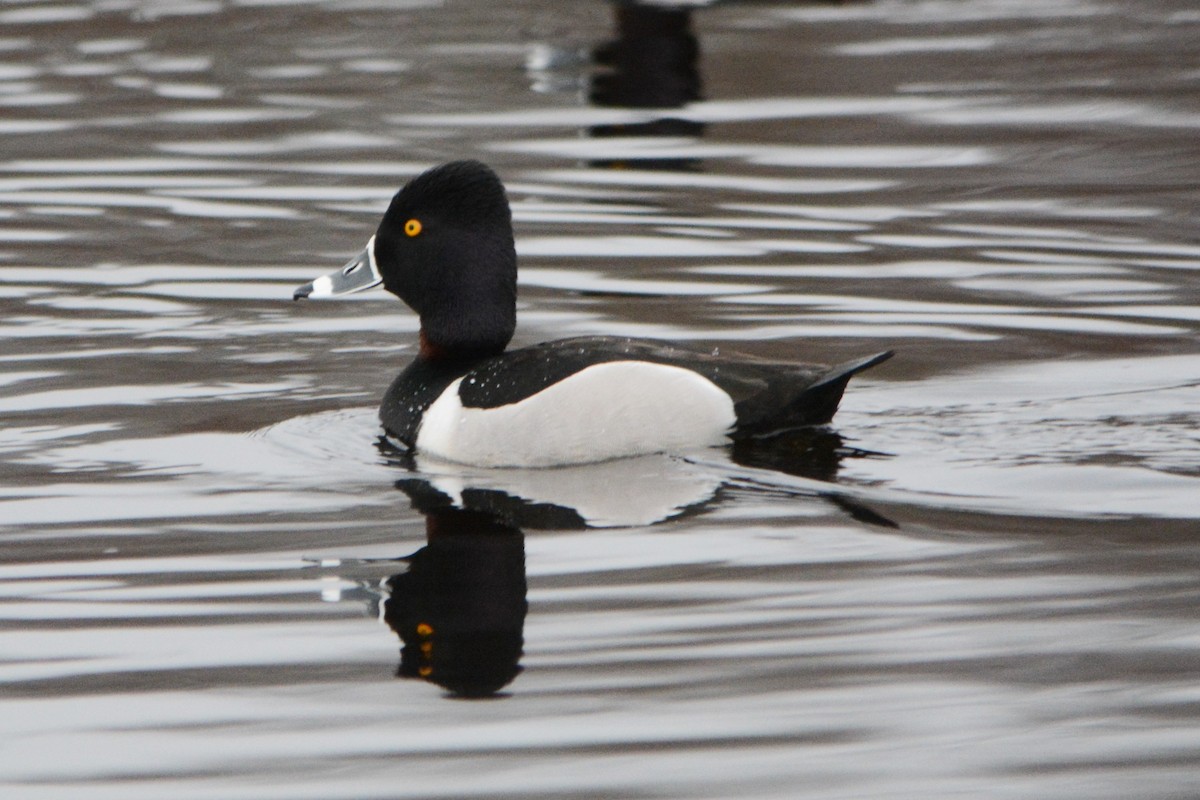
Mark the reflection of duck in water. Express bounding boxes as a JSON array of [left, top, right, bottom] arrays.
[[382, 503, 526, 698], [376, 428, 891, 698], [388, 450, 724, 528], [294, 161, 892, 468], [380, 425, 893, 531]]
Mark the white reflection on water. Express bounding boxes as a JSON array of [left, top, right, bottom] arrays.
[[0, 227, 69, 241], [519, 234, 770, 258], [530, 167, 894, 195], [716, 293, 1186, 337], [393, 95, 970, 127], [837, 35, 1001, 56], [152, 82, 223, 100], [864, 232, 1200, 259], [914, 99, 1200, 130], [725, 203, 936, 223], [0, 380, 304, 414], [0, 189, 297, 218], [497, 138, 994, 169], [156, 107, 312, 124], [29, 294, 194, 314], [775, 0, 1112, 24], [0, 370, 59, 389], [159, 130, 397, 156], [520, 267, 763, 297]]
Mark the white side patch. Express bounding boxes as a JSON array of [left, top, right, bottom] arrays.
[[415, 361, 737, 468]]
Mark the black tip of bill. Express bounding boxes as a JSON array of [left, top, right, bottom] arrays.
[[293, 282, 314, 301]]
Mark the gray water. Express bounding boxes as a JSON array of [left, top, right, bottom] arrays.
[[2, 0, 1199, 797]]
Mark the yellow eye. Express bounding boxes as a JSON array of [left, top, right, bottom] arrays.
[[405, 218, 422, 237]]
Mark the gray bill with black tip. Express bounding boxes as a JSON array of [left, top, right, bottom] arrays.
[[293, 235, 382, 300]]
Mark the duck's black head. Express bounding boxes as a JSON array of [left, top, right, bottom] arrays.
[[295, 160, 517, 361]]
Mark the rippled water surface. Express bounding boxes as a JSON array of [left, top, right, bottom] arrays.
[[3, 1, 1200, 797]]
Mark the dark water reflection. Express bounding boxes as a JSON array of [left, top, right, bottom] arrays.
[[2, 0, 1200, 797]]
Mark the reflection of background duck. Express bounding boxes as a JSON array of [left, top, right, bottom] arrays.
[[382, 507, 527, 698], [589, 1, 705, 169], [591, 3, 701, 114]]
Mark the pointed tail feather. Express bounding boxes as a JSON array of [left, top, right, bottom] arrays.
[[794, 350, 893, 426], [807, 350, 895, 394]]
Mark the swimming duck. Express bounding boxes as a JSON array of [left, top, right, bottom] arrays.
[[294, 160, 892, 467]]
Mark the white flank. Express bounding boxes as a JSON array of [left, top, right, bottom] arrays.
[[415, 361, 736, 467]]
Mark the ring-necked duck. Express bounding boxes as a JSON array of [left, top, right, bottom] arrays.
[[294, 160, 892, 467]]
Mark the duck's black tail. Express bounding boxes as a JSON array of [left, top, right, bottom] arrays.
[[810, 350, 895, 393], [798, 350, 894, 425], [732, 350, 894, 438]]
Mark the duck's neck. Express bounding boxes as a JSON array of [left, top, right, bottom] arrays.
[[418, 330, 448, 361], [417, 294, 513, 362]]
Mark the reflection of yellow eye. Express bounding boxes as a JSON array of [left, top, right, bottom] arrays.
[[405, 219, 422, 237]]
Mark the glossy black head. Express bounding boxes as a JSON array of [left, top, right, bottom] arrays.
[[375, 161, 517, 359]]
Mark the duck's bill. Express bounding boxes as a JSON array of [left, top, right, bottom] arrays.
[[293, 235, 382, 300]]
